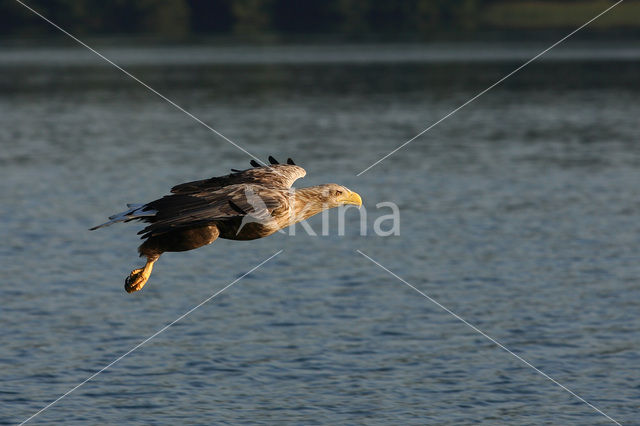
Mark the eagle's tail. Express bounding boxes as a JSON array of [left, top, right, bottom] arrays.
[[89, 204, 157, 231]]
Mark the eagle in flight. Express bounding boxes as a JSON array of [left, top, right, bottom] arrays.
[[90, 156, 362, 293]]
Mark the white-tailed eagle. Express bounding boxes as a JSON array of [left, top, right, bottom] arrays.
[[91, 157, 362, 293]]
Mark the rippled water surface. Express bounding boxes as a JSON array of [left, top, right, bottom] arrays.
[[1, 43, 639, 424]]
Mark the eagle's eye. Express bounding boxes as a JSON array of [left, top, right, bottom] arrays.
[[335, 190, 343, 196]]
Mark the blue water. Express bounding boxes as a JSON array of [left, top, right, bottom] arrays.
[[1, 43, 639, 424]]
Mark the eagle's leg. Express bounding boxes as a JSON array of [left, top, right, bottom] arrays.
[[125, 256, 158, 293], [124, 225, 220, 293]]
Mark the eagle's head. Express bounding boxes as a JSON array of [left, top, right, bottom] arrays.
[[318, 183, 362, 208]]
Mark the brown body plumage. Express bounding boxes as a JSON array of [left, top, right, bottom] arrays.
[[90, 157, 362, 293]]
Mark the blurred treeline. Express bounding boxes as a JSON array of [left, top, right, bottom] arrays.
[[1, 0, 638, 39]]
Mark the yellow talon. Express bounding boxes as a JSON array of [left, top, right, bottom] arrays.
[[124, 258, 156, 293]]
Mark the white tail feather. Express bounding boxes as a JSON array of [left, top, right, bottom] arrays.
[[90, 204, 157, 230]]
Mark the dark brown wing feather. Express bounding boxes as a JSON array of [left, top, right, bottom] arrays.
[[170, 164, 306, 194], [139, 184, 290, 238]]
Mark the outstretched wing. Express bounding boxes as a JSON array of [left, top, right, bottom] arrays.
[[138, 184, 290, 238], [170, 157, 305, 195]]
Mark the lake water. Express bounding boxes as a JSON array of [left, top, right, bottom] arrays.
[[1, 42, 639, 424]]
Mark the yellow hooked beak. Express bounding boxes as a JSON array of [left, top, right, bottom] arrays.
[[342, 191, 362, 207]]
